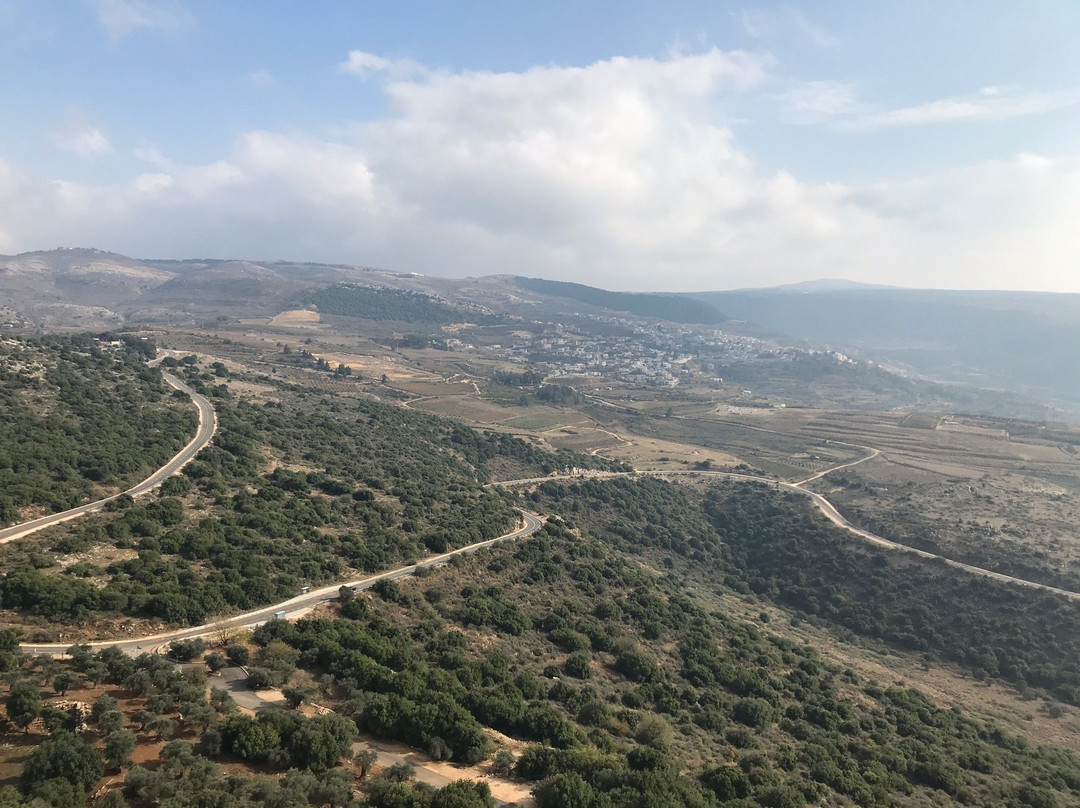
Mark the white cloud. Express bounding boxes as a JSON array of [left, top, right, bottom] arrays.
[[90, 0, 190, 40], [53, 122, 112, 156], [778, 83, 1080, 130], [0, 50, 1078, 292], [134, 172, 174, 194], [778, 80, 861, 124], [340, 50, 426, 80], [845, 86, 1080, 130]]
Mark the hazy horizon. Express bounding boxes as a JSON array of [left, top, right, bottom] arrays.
[[10, 246, 1080, 297]]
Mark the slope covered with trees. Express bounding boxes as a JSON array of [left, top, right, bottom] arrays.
[[515, 276, 725, 324], [250, 518, 1080, 808], [0, 362, 620, 628], [306, 284, 482, 325], [5, 343, 1080, 808], [0, 335, 196, 525], [529, 476, 1080, 704]]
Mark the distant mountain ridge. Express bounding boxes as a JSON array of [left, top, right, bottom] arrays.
[[514, 276, 724, 324], [763, 278, 898, 292], [4, 248, 1078, 414]]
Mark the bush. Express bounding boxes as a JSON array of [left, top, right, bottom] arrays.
[[563, 651, 592, 680], [732, 698, 775, 729]]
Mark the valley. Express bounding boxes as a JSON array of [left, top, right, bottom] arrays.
[[2, 251, 1080, 808]]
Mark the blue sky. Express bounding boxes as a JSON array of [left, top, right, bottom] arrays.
[[1, 1, 1077, 291]]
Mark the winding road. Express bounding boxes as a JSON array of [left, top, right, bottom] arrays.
[[492, 469, 1080, 603], [0, 361, 217, 546], [20, 513, 544, 656], [10, 355, 1080, 657]]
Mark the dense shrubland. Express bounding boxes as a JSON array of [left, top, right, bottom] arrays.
[[6, 342, 1080, 807], [0, 335, 195, 523], [0, 367, 619, 627], [305, 284, 488, 325], [530, 476, 1080, 704], [248, 520, 1080, 808]]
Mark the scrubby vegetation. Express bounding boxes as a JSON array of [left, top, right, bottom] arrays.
[[7, 340, 1080, 808], [0, 335, 195, 523], [530, 476, 1080, 704], [0, 365, 620, 628], [0, 630, 499, 808], [239, 519, 1080, 807]]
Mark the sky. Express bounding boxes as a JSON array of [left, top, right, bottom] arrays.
[[0, 1, 1078, 292]]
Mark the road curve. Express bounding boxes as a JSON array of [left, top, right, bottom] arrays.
[[20, 512, 544, 656], [0, 363, 217, 547], [492, 471, 1080, 603]]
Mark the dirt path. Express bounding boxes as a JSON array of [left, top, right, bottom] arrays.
[[792, 446, 881, 486]]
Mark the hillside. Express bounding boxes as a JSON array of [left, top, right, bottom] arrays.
[[304, 284, 482, 325], [2, 341, 1080, 808], [0, 334, 196, 524], [515, 276, 725, 324]]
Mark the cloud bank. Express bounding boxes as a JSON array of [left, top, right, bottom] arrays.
[[0, 49, 1077, 291]]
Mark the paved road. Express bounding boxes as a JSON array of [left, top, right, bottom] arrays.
[[0, 362, 217, 546], [21, 512, 544, 655], [493, 470, 1080, 602]]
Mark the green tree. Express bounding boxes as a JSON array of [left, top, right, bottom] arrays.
[[151, 717, 178, 741], [283, 686, 314, 710], [204, 653, 228, 673], [40, 705, 72, 735], [98, 711, 125, 734], [210, 688, 237, 715], [288, 713, 357, 772], [198, 729, 223, 758], [633, 714, 674, 748], [26, 778, 85, 808], [99, 790, 128, 808], [732, 698, 774, 729], [168, 638, 205, 662], [430, 780, 495, 808], [563, 651, 592, 680], [246, 668, 277, 690], [21, 732, 104, 791], [225, 716, 280, 762], [91, 694, 118, 723], [6, 681, 42, 733], [533, 772, 598, 808], [104, 729, 136, 770], [354, 748, 379, 780], [52, 670, 80, 697], [491, 750, 516, 778]]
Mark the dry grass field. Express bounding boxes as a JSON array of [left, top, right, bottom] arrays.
[[268, 309, 321, 327]]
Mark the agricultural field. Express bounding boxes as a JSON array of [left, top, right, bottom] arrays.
[[268, 309, 321, 327]]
